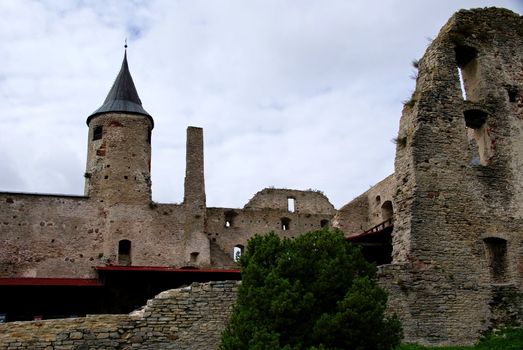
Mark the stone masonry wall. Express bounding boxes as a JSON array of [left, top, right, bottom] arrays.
[[333, 174, 395, 235], [0, 280, 239, 350], [382, 8, 523, 345]]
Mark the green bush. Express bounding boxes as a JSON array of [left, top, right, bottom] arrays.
[[220, 229, 402, 350]]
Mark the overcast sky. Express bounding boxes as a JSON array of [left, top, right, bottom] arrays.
[[0, 1, 521, 209]]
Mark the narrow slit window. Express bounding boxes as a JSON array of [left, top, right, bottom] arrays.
[[93, 126, 103, 141]]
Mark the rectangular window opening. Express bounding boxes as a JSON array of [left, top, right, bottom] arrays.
[[287, 197, 295, 213]]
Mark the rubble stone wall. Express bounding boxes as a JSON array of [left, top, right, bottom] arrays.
[[0, 280, 239, 350]]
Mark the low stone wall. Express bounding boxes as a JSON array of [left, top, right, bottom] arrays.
[[0, 280, 239, 350]]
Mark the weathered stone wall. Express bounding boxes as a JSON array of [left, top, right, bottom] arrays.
[[381, 7, 523, 345], [0, 190, 194, 277], [244, 188, 335, 214], [333, 174, 395, 235], [183, 127, 210, 266], [207, 188, 336, 263], [85, 113, 153, 204], [0, 280, 239, 350]]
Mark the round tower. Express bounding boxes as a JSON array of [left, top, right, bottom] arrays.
[[84, 50, 154, 204]]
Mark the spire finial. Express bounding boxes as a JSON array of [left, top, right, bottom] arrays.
[[124, 38, 128, 50]]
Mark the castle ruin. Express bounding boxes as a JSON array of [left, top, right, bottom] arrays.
[[0, 7, 521, 347]]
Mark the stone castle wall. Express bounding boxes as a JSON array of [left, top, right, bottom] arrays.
[[379, 8, 523, 345], [333, 174, 395, 235], [0, 280, 239, 350]]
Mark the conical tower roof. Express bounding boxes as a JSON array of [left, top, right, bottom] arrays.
[[87, 50, 153, 127]]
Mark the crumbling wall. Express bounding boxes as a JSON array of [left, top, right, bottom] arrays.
[[207, 189, 336, 263], [0, 280, 239, 350], [333, 174, 396, 235], [244, 188, 335, 213], [381, 7, 523, 345]]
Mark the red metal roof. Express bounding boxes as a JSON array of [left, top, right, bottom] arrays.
[[95, 266, 241, 273], [0, 278, 103, 287]]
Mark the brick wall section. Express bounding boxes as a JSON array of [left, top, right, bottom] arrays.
[[0, 280, 240, 350]]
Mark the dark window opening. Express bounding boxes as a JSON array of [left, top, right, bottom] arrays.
[[104, 175, 109, 179], [484, 237, 508, 283], [224, 210, 238, 228], [190, 252, 199, 263], [455, 45, 478, 68], [281, 217, 291, 231], [508, 88, 517, 103], [93, 126, 103, 141], [381, 201, 393, 222], [233, 245, 244, 262], [464, 109, 488, 129], [464, 109, 492, 166], [375, 195, 381, 204], [118, 240, 131, 266], [320, 219, 329, 228]]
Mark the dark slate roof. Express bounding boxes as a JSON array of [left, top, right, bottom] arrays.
[[87, 51, 154, 127]]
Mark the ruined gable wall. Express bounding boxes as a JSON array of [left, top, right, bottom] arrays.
[[381, 7, 523, 345], [206, 189, 336, 263], [0, 280, 239, 350], [333, 174, 395, 235]]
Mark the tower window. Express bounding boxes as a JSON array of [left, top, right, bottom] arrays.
[[281, 217, 291, 231], [118, 239, 131, 266], [93, 126, 103, 141], [190, 252, 199, 263]]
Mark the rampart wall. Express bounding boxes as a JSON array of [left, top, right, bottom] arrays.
[[0, 280, 239, 350]]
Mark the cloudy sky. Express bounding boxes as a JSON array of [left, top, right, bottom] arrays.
[[0, 1, 521, 209]]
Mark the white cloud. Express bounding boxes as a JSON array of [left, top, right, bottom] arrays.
[[0, 0, 521, 208]]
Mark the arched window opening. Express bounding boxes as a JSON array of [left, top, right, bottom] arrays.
[[233, 245, 244, 262], [483, 237, 508, 283], [381, 201, 393, 222], [320, 219, 329, 228], [287, 197, 295, 213], [281, 217, 291, 231], [375, 195, 381, 204], [224, 210, 238, 228], [118, 240, 131, 266], [464, 109, 492, 166], [93, 126, 103, 141], [190, 252, 199, 263]]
